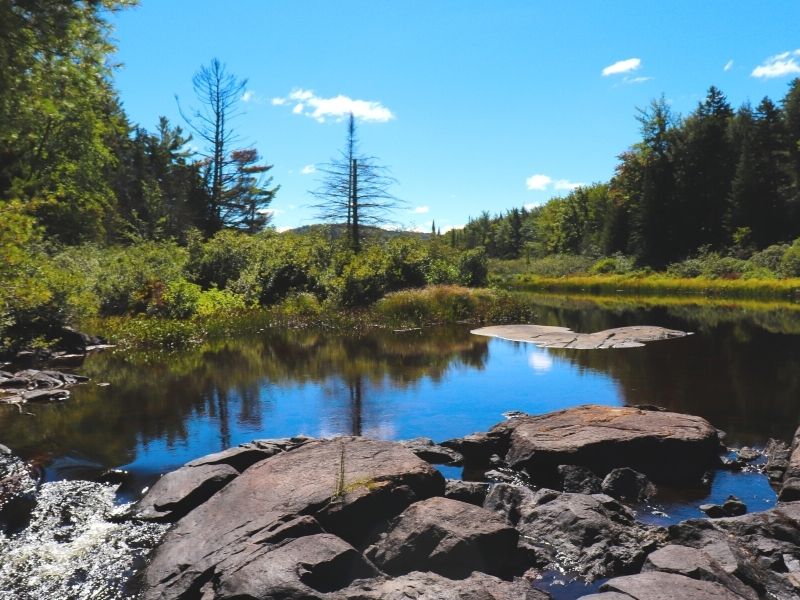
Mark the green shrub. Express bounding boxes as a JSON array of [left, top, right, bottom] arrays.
[[780, 239, 800, 277], [155, 279, 202, 319], [196, 287, 248, 317], [525, 254, 595, 277], [749, 243, 789, 274], [457, 247, 489, 286], [590, 254, 636, 275], [187, 229, 262, 289]]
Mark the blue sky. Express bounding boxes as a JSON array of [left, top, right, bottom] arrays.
[[110, 1, 800, 232]]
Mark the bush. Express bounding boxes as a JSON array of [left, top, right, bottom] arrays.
[[196, 287, 248, 317], [780, 239, 800, 277], [590, 254, 636, 275], [187, 229, 262, 289], [155, 279, 202, 319], [525, 254, 595, 277], [749, 243, 789, 274], [457, 247, 489, 286]]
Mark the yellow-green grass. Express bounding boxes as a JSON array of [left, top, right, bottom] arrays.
[[507, 274, 800, 300]]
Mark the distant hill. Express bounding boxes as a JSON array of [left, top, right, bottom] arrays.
[[282, 223, 432, 240]]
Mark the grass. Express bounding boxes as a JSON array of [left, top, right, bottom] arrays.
[[504, 273, 800, 301]]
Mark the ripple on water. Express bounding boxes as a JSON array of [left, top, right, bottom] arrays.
[[0, 480, 166, 600]]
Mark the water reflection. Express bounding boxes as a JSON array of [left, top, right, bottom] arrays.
[[0, 297, 798, 483]]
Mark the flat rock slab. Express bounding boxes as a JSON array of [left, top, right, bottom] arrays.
[[492, 404, 721, 484], [341, 570, 549, 599], [472, 324, 689, 349], [365, 496, 519, 578], [142, 437, 444, 599]]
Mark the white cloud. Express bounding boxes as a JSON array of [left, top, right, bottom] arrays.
[[752, 49, 800, 79], [524, 202, 543, 210], [273, 88, 395, 123], [602, 58, 641, 76], [724, 59, 734, 72], [301, 164, 316, 175], [258, 208, 284, 216], [527, 174, 584, 193], [242, 90, 256, 102], [412, 205, 430, 214], [440, 224, 463, 233], [277, 225, 293, 233], [554, 179, 585, 191], [526, 174, 552, 190]]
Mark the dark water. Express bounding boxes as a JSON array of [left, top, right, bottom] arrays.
[[2, 296, 799, 516]]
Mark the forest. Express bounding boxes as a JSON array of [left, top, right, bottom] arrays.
[[2, 1, 800, 356]]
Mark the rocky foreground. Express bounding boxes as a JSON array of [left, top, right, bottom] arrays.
[[115, 405, 800, 600]]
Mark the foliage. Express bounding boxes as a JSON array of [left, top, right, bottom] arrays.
[[781, 238, 800, 277]]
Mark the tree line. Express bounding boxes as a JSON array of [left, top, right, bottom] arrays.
[[1, 1, 277, 247], [451, 83, 800, 268]]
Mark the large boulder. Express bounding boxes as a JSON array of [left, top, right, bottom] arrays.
[[587, 572, 750, 599], [641, 545, 757, 600], [142, 437, 444, 599], [341, 570, 550, 599], [365, 496, 519, 578], [667, 501, 800, 599], [484, 483, 663, 581], [491, 405, 722, 484]]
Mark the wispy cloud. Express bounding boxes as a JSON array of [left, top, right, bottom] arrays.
[[242, 90, 256, 102], [412, 205, 430, 214], [752, 49, 800, 79], [602, 58, 641, 76], [724, 59, 734, 72], [301, 164, 316, 175], [272, 88, 395, 123], [623, 76, 652, 85], [526, 174, 584, 193]]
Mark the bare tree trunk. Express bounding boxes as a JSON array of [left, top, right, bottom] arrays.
[[350, 158, 359, 251]]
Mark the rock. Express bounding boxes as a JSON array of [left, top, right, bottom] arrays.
[[0, 446, 38, 532], [735, 447, 760, 462], [484, 483, 663, 581], [55, 326, 93, 354], [96, 469, 129, 486], [142, 437, 444, 599], [558, 464, 603, 494], [667, 501, 800, 600], [441, 431, 506, 465], [699, 503, 727, 519], [601, 467, 655, 501], [722, 495, 747, 517], [785, 425, 800, 481], [596, 572, 749, 599], [365, 497, 519, 578], [400, 437, 464, 465], [134, 463, 238, 522], [642, 544, 757, 599], [185, 444, 278, 472], [490, 405, 722, 484], [213, 532, 379, 599], [765, 438, 791, 484], [341, 570, 550, 599], [779, 477, 800, 502], [471, 324, 689, 349], [21, 388, 70, 402], [444, 480, 489, 506]]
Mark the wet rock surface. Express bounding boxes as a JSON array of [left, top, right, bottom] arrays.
[[0, 368, 89, 405], [0, 445, 38, 532], [589, 571, 750, 599]]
